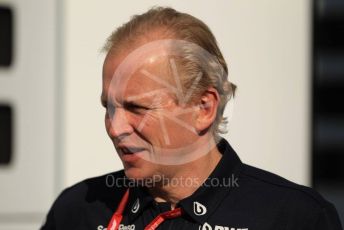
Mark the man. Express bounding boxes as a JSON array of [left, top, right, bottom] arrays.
[[41, 7, 342, 230]]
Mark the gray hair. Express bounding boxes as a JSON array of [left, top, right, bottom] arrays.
[[103, 6, 236, 138]]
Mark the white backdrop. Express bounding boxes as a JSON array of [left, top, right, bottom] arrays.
[[0, 1, 311, 229], [62, 0, 310, 188], [0, 0, 57, 229]]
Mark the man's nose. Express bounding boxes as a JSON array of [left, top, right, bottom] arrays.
[[108, 108, 133, 139]]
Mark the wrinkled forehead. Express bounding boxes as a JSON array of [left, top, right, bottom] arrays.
[[102, 41, 176, 103]]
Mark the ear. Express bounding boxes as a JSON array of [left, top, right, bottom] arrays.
[[195, 87, 220, 134]]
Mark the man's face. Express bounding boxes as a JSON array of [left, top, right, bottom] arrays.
[[101, 45, 202, 180]]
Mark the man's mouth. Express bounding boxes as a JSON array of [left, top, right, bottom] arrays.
[[118, 146, 145, 155]]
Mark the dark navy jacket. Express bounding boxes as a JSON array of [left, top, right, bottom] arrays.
[[41, 139, 343, 230]]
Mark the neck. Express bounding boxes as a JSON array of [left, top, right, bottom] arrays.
[[146, 138, 222, 208]]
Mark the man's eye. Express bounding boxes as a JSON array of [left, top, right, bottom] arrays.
[[125, 103, 148, 113]]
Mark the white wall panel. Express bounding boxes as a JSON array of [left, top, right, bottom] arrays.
[[0, 0, 57, 226], [62, 0, 310, 186]]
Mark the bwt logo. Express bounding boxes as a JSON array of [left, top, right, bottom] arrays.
[[199, 222, 248, 230]]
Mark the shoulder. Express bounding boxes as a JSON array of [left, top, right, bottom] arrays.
[[240, 163, 330, 209], [40, 170, 127, 229], [54, 170, 126, 207], [237, 164, 342, 228]]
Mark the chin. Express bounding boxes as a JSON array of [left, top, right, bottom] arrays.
[[124, 167, 154, 181]]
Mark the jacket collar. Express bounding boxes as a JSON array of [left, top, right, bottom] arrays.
[[124, 138, 243, 223], [178, 138, 242, 223]]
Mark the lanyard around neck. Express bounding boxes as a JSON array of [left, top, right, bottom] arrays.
[[107, 188, 183, 230], [107, 188, 129, 230]]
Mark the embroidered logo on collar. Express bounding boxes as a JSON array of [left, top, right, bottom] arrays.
[[131, 198, 140, 213], [193, 201, 207, 216]]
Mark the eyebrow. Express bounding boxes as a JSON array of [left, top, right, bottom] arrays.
[[100, 93, 150, 109]]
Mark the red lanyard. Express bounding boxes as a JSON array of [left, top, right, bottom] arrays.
[[107, 188, 183, 230], [144, 207, 182, 230], [107, 188, 129, 230]]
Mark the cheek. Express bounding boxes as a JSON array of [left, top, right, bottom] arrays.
[[168, 110, 199, 143], [131, 111, 160, 129], [143, 111, 197, 147], [130, 112, 163, 143]]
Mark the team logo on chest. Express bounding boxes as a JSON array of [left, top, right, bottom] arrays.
[[193, 201, 207, 216], [131, 198, 140, 213]]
